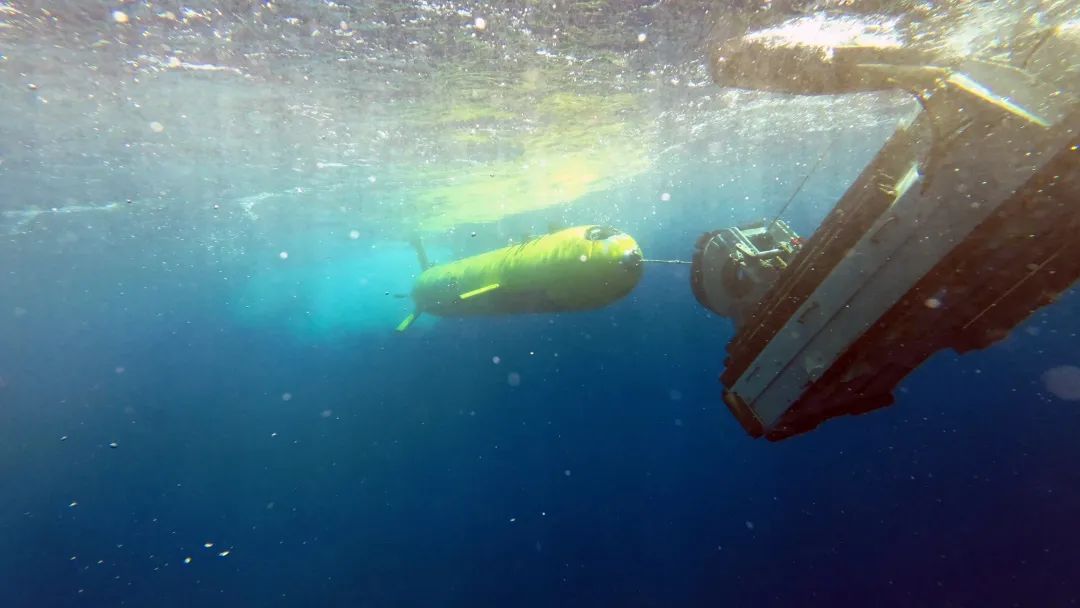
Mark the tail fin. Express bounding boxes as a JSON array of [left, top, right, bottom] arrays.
[[408, 236, 431, 271], [396, 311, 419, 332]]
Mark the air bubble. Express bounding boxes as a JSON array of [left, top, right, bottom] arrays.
[[1042, 366, 1080, 401]]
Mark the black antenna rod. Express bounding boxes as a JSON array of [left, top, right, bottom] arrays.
[[767, 136, 839, 230]]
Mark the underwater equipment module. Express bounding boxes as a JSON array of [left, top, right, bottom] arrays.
[[396, 225, 643, 331]]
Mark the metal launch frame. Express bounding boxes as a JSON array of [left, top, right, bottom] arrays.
[[706, 15, 1080, 440]]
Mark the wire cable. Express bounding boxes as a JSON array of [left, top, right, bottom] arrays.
[[643, 258, 692, 265]]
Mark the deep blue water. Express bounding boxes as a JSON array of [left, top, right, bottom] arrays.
[[5, 0, 1080, 604], [4, 168, 1080, 607]]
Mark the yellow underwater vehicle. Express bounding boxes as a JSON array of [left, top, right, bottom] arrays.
[[396, 225, 643, 331]]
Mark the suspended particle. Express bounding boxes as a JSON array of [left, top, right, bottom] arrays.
[[149, 121, 165, 133], [349, 230, 360, 240], [637, 33, 647, 43], [474, 17, 487, 30], [112, 10, 129, 24], [660, 192, 671, 202], [278, 251, 289, 260]]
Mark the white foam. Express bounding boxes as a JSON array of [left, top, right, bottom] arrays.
[[744, 14, 904, 53]]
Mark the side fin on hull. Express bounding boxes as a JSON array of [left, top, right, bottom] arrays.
[[396, 311, 419, 332], [460, 283, 500, 300]]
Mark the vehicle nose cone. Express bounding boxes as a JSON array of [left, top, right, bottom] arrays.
[[622, 248, 643, 269]]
